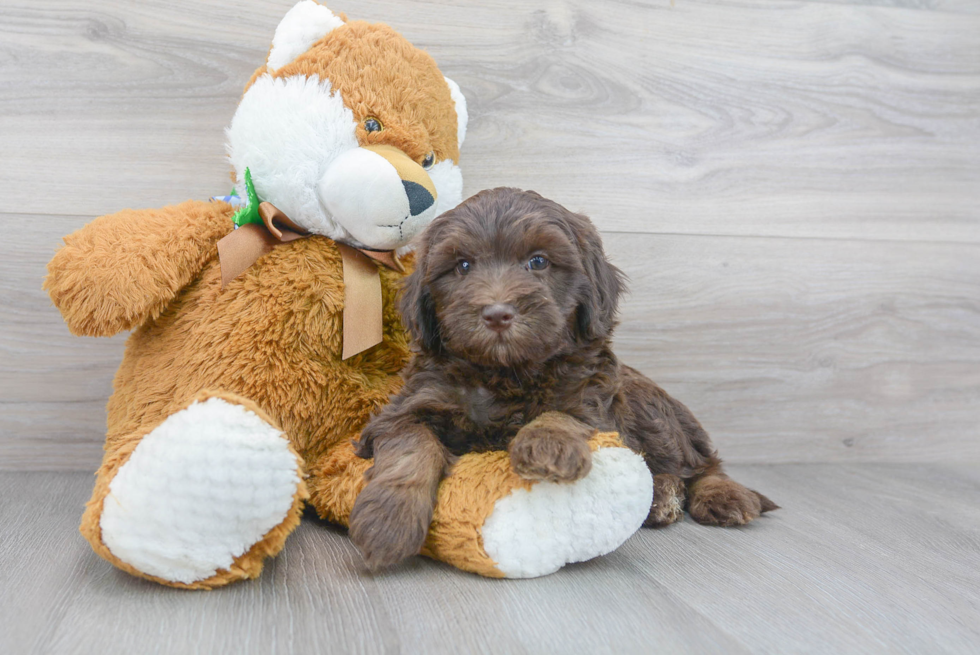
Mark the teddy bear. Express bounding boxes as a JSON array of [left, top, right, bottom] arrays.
[[43, 1, 654, 589]]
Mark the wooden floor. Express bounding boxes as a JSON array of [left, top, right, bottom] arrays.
[[2, 0, 979, 653], [3, 464, 979, 654]]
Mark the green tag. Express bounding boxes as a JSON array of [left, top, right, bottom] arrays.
[[232, 168, 263, 228]]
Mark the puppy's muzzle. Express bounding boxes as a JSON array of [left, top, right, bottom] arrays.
[[481, 303, 516, 333]]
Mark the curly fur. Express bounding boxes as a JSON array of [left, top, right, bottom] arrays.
[[350, 188, 778, 569]]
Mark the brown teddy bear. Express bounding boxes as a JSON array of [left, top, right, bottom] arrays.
[[44, 1, 653, 589]]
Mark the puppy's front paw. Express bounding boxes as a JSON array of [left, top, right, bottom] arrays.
[[509, 425, 592, 483], [348, 480, 433, 570]]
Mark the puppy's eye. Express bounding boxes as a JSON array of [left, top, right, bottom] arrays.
[[422, 152, 435, 169], [526, 255, 550, 271], [456, 259, 472, 275], [364, 117, 383, 133]]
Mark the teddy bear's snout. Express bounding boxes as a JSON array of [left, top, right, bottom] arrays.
[[317, 144, 439, 249]]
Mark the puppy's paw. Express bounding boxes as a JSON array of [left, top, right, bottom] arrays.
[[688, 476, 774, 527], [509, 425, 592, 483], [348, 480, 433, 570], [644, 473, 685, 527]]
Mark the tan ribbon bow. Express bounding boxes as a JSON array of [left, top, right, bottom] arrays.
[[217, 202, 403, 360]]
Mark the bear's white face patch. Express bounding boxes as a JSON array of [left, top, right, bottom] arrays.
[[226, 72, 466, 249], [226, 73, 359, 242]]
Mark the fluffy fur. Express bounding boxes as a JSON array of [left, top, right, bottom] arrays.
[[234, 18, 466, 248], [226, 74, 360, 240], [351, 188, 778, 569], [100, 396, 303, 585], [266, 1, 345, 72], [46, 5, 653, 586], [46, 200, 412, 587], [480, 442, 653, 578], [43, 5, 472, 587]]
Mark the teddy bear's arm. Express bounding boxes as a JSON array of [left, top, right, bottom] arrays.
[[44, 200, 233, 337]]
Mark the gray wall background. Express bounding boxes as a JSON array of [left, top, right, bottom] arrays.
[[2, 0, 978, 469]]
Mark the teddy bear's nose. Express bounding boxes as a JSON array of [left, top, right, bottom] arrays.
[[403, 180, 435, 217]]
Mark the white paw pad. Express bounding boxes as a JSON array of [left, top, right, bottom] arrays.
[[481, 446, 653, 578], [100, 398, 301, 584]]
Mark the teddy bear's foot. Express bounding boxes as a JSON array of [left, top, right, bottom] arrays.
[[308, 433, 652, 579], [91, 394, 306, 588], [478, 438, 653, 577], [413, 433, 653, 578]]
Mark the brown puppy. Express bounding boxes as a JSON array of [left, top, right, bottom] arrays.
[[349, 187, 777, 569]]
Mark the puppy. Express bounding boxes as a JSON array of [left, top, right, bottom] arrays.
[[349, 187, 777, 569]]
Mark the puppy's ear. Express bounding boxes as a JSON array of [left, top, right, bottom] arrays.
[[573, 218, 625, 342], [399, 257, 442, 352]]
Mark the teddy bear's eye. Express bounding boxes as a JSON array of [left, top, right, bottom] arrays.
[[422, 152, 435, 169], [526, 255, 550, 271], [364, 117, 383, 133]]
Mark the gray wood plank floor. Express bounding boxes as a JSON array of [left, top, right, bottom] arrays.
[[2, 465, 978, 654], [2, 2, 979, 652]]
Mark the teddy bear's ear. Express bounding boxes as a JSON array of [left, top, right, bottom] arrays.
[[267, 1, 345, 72], [444, 77, 468, 148]]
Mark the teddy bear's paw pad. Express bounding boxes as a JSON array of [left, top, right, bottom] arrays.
[[100, 397, 301, 584], [481, 446, 653, 578]]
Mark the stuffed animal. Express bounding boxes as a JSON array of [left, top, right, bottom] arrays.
[[44, 1, 653, 589]]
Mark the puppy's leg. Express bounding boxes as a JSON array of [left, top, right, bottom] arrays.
[[349, 423, 450, 570], [509, 411, 594, 483], [614, 365, 777, 527], [661, 390, 779, 525], [644, 474, 686, 527]]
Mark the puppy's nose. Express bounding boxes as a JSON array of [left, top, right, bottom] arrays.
[[481, 304, 516, 332]]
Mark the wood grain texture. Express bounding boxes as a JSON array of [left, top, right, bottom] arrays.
[[1, 0, 978, 241], [609, 232, 980, 463], [4, 217, 979, 469], [3, 1, 978, 652], [2, 466, 978, 654], [810, 0, 980, 13], [619, 462, 980, 653], [2, 0, 978, 468]]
